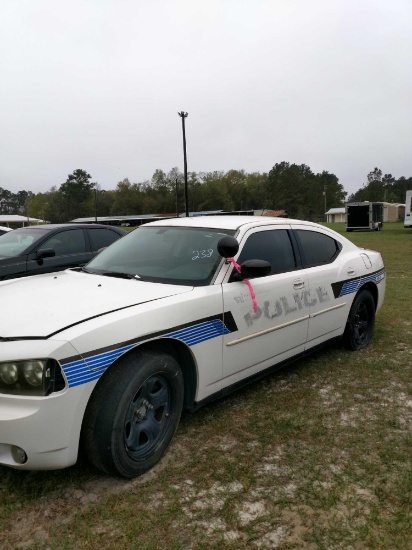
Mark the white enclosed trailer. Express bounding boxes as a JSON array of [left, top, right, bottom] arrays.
[[404, 190, 412, 229]]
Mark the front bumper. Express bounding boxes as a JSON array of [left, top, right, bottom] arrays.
[[0, 338, 93, 470], [0, 383, 95, 470]]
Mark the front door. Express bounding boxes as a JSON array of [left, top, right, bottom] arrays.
[[221, 226, 309, 388]]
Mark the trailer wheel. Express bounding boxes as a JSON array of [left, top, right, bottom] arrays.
[[82, 351, 184, 478], [343, 290, 375, 351]]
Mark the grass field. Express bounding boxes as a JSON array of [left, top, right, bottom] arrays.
[[0, 222, 411, 549]]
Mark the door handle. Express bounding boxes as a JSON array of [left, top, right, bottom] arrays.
[[347, 268, 356, 276], [293, 278, 305, 289]]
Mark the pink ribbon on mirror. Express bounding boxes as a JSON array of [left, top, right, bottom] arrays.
[[228, 258, 258, 313]]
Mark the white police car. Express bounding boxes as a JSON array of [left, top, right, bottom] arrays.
[[0, 216, 385, 477]]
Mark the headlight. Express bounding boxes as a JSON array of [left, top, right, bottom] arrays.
[[0, 359, 66, 396], [22, 361, 44, 387], [0, 363, 18, 385]]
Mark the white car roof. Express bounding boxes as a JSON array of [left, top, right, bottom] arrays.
[[144, 215, 321, 231], [0, 225, 12, 232]]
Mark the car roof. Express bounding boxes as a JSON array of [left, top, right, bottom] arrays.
[[143, 215, 322, 231], [14, 224, 125, 232]]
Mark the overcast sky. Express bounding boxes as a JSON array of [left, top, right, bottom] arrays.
[[1, 0, 411, 199]]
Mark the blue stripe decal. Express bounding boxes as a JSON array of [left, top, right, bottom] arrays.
[[63, 343, 137, 388], [62, 319, 229, 388], [339, 269, 385, 297], [163, 319, 230, 345]]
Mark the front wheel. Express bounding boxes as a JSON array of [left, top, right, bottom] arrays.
[[342, 289, 375, 350], [82, 351, 184, 478]]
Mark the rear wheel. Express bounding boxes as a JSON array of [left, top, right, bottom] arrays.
[[82, 351, 184, 478], [343, 290, 375, 350]]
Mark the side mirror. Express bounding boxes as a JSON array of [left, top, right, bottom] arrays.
[[36, 248, 56, 259], [217, 236, 239, 258], [240, 259, 271, 279]]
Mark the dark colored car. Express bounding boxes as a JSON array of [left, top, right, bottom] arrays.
[[0, 224, 126, 280]]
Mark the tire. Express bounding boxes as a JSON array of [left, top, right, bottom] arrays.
[[342, 290, 375, 351], [82, 351, 184, 478]]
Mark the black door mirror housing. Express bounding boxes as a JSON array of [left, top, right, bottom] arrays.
[[240, 259, 271, 279], [36, 248, 56, 260]]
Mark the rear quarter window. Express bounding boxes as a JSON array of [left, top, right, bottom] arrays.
[[88, 228, 121, 252], [295, 229, 341, 267]]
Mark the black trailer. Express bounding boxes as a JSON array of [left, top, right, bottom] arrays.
[[345, 202, 383, 232]]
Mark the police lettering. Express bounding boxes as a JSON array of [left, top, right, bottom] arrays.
[[244, 287, 330, 326]]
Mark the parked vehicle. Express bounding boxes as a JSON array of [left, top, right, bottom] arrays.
[[0, 224, 126, 280], [0, 216, 386, 477], [404, 190, 412, 229], [346, 202, 383, 232], [0, 226, 12, 236]]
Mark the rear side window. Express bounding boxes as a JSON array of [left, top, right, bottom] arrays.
[[295, 230, 340, 267], [88, 228, 121, 252], [236, 229, 296, 275]]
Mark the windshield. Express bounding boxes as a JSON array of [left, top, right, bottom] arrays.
[[0, 228, 49, 258], [86, 225, 235, 286]]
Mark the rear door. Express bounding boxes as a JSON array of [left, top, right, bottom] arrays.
[[291, 224, 351, 348], [221, 225, 309, 387]]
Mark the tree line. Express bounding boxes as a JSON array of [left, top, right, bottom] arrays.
[[1, 164, 411, 224], [348, 168, 412, 204]]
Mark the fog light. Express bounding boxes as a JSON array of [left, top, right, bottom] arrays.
[[11, 445, 27, 464]]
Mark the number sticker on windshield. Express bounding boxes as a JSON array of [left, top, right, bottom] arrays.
[[192, 249, 214, 260]]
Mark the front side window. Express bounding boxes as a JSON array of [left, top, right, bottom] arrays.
[[236, 229, 296, 276], [86, 226, 234, 286], [295, 230, 340, 267], [41, 229, 87, 256]]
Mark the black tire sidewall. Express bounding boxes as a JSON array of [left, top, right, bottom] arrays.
[[84, 351, 184, 478]]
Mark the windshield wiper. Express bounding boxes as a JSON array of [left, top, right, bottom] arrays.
[[73, 267, 140, 279], [99, 271, 137, 280]]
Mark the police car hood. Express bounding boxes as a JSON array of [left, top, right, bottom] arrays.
[[0, 270, 193, 338]]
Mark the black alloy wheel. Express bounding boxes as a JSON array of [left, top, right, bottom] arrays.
[[124, 373, 174, 461], [343, 289, 375, 351]]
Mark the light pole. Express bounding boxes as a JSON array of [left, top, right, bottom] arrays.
[[42, 202, 48, 224], [175, 177, 179, 218], [178, 111, 189, 217], [25, 197, 30, 226], [94, 183, 98, 223]]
